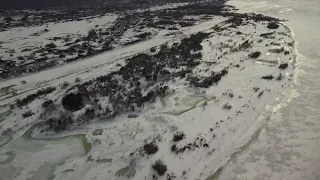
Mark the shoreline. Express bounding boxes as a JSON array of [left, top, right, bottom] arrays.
[[208, 0, 305, 179]]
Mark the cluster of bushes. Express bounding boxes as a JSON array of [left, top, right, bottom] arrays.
[[45, 113, 73, 132], [51, 32, 212, 130], [171, 136, 210, 154], [188, 69, 228, 88], [22, 110, 34, 118], [16, 87, 56, 107], [173, 132, 185, 142]]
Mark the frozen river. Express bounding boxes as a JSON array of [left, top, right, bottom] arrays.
[[218, 0, 320, 179]]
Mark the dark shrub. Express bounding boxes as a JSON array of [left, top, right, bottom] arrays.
[[188, 69, 228, 88], [21, 15, 28, 21], [152, 160, 167, 176], [4, 17, 13, 23], [42, 99, 54, 109], [87, 29, 97, 40], [46, 114, 73, 132], [128, 114, 139, 118], [168, 27, 179, 30], [157, 20, 176, 25], [203, 143, 209, 147], [223, 103, 232, 110], [267, 22, 279, 29], [150, 47, 156, 53], [62, 93, 86, 111], [75, 77, 81, 83], [173, 132, 185, 142], [17, 87, 56, 107], [239, 40, 252, 50], [84, 108, 95, 119], [179, 21, 194, 27], [22, 110, 34, 118], [61, 81, 69, 89], [261, 75, 274, 80], [276, 73, 282, 81], [260, 32, 274, 37], [45, 43, 57, 49], [171, 144, 177, 152], [143, 142, 159, 155], [249, 51, 261, 58], [17, 56, 24, 60], [279, 63, 288, 69], [135, 32, 152, 39]]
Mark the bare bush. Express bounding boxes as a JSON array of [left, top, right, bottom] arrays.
[[152, 160, 167, 176]]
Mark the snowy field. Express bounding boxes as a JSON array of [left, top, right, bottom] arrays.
[[0, 14, 118, 61], [0, 2, 296, 180]]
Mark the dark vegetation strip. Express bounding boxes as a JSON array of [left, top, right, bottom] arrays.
[[47, 32, 230, 131], [16, 87, 56, 107]]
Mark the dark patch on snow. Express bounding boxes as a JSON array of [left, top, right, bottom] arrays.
[[223, 103, 232, 110], [276, 73, 283, 81], [257, 90, 264, 98], [128, 114, 139, 118], [267, 22, 279, 29], [152, 160, 167, 176], [173, 132, 185, 142], [279, 63, 288, 69], [166, 173, 176, 180], [261, 75, 274, 80], [171, 136, 209, 154], [16, 87, 56, 107], [171, 144, 177, 152], [22, 110, 34, 118], [144, 142, 159, 155], [260, 32, 274, 37], [61, 92, 87, 112], [42, 99, 54, 109], [249, 51, 261, 58]]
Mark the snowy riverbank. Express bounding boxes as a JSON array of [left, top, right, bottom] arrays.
[[0, 2, 296, 180]]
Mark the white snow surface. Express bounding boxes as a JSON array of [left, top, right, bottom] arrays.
[[0, 12, 296, 180], [0, 13, 118, 61]]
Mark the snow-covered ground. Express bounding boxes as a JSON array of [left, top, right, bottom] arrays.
[[0, 3, 296, 180], [0, 14, 118, 62]]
